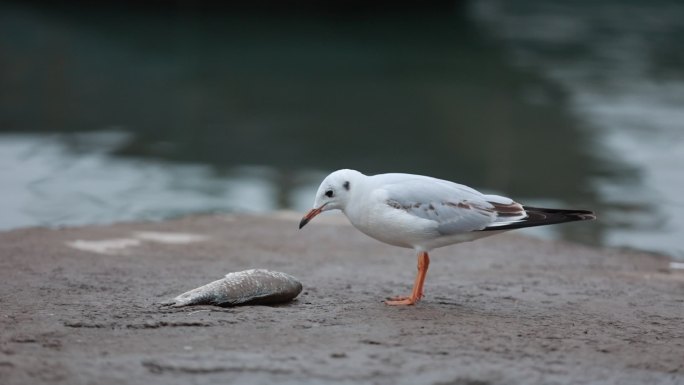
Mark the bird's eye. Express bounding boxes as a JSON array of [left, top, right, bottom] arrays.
[[325, 190, 334, 198]]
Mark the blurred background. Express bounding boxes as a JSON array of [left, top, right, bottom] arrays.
[[1, 0, 682, 260]]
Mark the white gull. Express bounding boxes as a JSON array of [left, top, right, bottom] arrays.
[[299, 169, 595, 306]]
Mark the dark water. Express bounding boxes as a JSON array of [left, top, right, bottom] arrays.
[[1, 1, 682, 259]]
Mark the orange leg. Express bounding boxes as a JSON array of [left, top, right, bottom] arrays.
[[385, 251, 430, 306]]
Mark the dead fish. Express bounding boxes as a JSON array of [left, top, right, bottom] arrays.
[[162, 269, 303, 307]]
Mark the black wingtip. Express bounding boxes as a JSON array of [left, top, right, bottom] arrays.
[[480, 206, 596, 232], [524, 206, 597, 222]]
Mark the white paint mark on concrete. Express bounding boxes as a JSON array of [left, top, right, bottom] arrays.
[[133, 231, 208, 244], [669, 262, 684, 270], [66, 231, 208, 255], [67, 238, 141, 255]]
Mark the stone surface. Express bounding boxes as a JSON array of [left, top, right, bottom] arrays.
[[0, 213, 682, 385]]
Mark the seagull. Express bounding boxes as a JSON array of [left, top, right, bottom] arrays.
[[299, 169, 595, 306]]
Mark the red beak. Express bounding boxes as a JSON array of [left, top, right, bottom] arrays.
[[299, 207, 323, 229]]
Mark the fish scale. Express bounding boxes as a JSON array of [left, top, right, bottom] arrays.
[[163, 269, 303, 307]]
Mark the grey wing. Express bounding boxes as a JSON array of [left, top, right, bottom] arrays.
[[382, 179, 527, 235]]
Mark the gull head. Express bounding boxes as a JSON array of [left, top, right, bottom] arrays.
[[299, 169, 363, 229]]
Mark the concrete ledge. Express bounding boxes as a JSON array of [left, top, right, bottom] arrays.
[[1, 214, 682, 384]]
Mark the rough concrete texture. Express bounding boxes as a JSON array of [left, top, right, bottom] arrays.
[[1, 213, 683, 385]]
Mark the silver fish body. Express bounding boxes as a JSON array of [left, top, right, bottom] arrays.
[[163, 269, 303, 307]]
